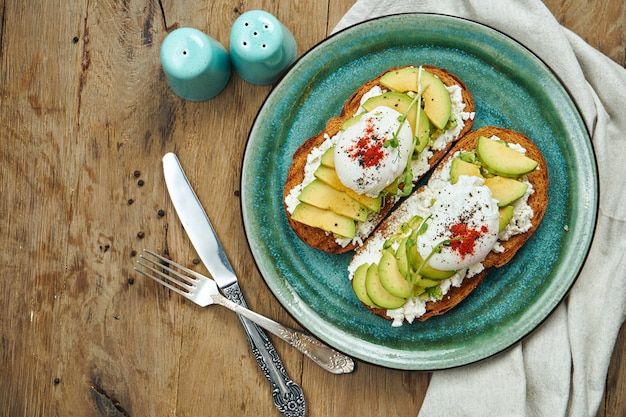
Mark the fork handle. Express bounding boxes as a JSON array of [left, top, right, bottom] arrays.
[[218, 287, 355, 375], [222, 283, 306, 417]]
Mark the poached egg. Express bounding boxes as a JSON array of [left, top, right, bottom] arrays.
[[334, 106, 413, 198], [417, 175, 500, 270]]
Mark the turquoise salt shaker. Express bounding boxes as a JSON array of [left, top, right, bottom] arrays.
[[229, 10, 297, 85], [160, 28, 231, 101]]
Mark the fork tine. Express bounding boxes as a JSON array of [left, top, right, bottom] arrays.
[[142, 249, 209, 281], [138, 253, 196, 286], [135, 249, 202, 297], [134, 265, 193, 299]]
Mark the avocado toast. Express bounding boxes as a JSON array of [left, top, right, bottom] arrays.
[[283, 65, 476, 253]]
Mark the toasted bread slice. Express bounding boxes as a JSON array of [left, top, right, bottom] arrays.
[[283, 65, 475, 254], [350, 126, 549, 322]]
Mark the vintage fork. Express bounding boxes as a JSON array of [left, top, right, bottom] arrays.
[[135, 249, 355, 375]]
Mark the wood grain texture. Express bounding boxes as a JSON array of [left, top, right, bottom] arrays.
[[544, 0, 625, 67], [0, 1, 622, 417]]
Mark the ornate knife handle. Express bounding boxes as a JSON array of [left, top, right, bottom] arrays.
[[223, 283, 306, 417]]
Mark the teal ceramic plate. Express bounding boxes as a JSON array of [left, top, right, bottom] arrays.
[[241, 14, 597, 370]]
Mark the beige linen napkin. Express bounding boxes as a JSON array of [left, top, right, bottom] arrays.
[[333, 1, 626, 416]]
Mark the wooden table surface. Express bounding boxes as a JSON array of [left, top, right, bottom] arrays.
[[1, 1, 624, 416]]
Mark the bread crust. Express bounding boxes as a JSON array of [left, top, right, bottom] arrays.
[[358, 126, 549, 321], [283, 65, 475, 253]]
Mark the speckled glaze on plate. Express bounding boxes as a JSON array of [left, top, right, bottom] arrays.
[[241, 14, 597, 370]]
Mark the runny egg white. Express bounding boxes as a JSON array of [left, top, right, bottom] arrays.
[[417, 175, 500, 270], [334, 106, 413, 198]]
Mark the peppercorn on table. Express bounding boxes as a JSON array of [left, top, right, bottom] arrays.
[[1, 1, 624, 416]]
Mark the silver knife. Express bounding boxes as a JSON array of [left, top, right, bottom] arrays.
[[162, 153, 353, 415], [162, 153, 353, 373]]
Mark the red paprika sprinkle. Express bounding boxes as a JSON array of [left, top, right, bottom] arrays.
[[347, 118, 386, 168], [448, 223, 489, 258]]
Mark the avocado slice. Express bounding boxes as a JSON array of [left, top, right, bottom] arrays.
[[379, 67, 452, 130], [298, 179, 368, 221], [291, 202, 355, 238], [476, 136, 538, 177], [484, 176, 529, 207], [378, 250, 412, 298], [340, 113, 365, 131], [352, 263, 380, 307], [362, 92, 418, 133], [498, 205, 515, 232], [320, 146, 335, 168], [314, 164, 382, 212], [364, 264, 406, 309], [449, 157, 483, 184]]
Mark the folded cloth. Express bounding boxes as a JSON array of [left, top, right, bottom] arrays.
[[334, 1, 626, 416]]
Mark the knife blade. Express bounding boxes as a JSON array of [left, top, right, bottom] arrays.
[[162, 152, 355, 375], [162, 152, 306, 417]]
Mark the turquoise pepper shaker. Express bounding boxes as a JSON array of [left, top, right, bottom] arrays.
[[160, 28, 231, 101], [229, 10, 297, 85]]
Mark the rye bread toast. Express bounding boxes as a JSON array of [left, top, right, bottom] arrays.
[[351, 126, 549, 322], [283, 65, 475, 254]]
